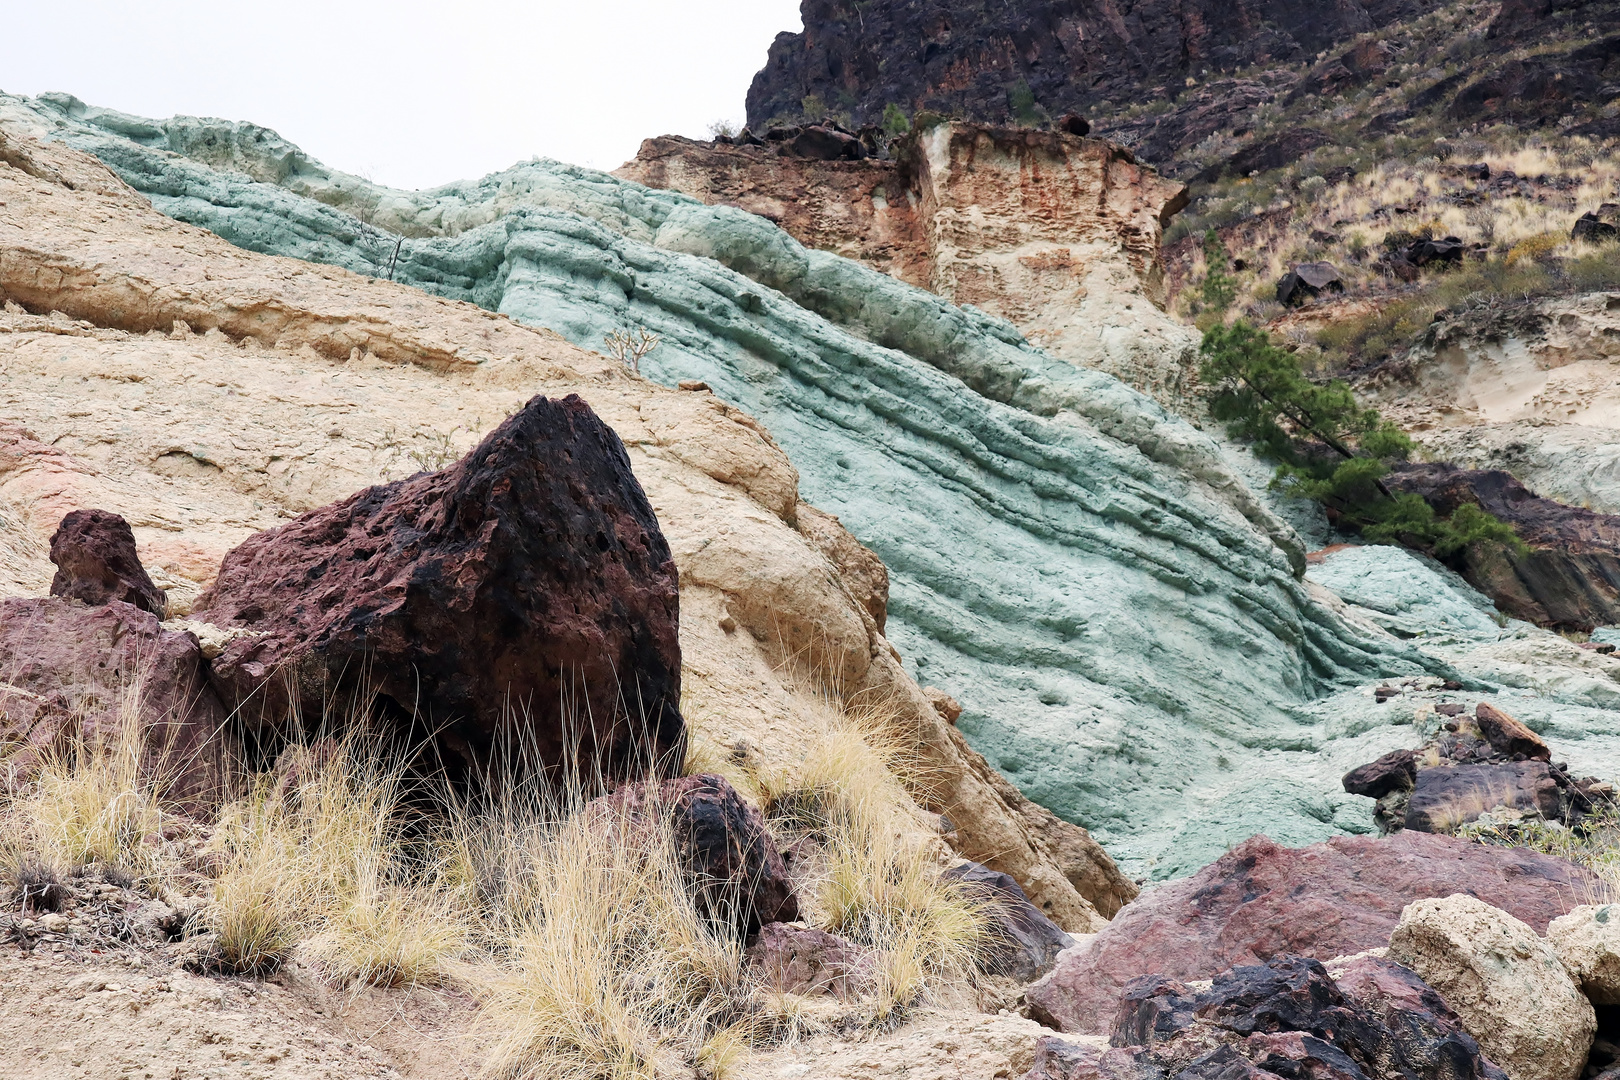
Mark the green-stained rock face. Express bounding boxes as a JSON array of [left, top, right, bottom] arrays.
[[5, 93, 1467, 877]]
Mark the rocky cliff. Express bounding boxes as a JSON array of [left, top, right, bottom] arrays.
[[745, 0, 1445, 136], [5, 94, 1615, 880], [616, 122, 1196, 404]]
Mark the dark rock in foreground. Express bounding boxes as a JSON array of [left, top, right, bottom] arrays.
[[0, 597, 226, 799], [192, 394, 683, 784], [596, 772, 799, 937], [1022, 954, 1503, 1080], [49, 508, 167, 618], [943, 860, 1076, 982], [1025, 831, 1594, 1034], [1387, 462, 1620, 632]]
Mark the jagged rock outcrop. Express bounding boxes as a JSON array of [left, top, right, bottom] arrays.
[[1369, 292, 1620, 518], [1387, 463, 1620, 632], [1025, 832, 1596, 1034], [191, 393, 684, 782], [0, 94, 1467, 879], [743, 1, 1446, 149], [0, 113, 1116, 928], [48, 508, 168, 617], [617, 121, 1196, 403]]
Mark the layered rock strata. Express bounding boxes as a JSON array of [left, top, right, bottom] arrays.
[[0, 115, 1114, 928], [0, 94, 1463, 876], [617, 122, 1196, 403]]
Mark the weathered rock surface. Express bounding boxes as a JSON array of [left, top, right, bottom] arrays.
[[192, 393, 684, 782], [1028, 954, 1504, 1080], [0, 597, 226, 798], [1547, 905, 1620, 1006], [942, 861, 1075, 982], [1387, 462, 1620, 632], [1370, 292, 1620, 518], [745, 922, 874, 998], [48, 508, 167, 617], [1389, 895, 1595, 1080], [617, 121, 1197, 405], [0, 115, 1112, 927], [595, 772, 799, 936], [743, 1, 1446, 155], [0, 93, 1469, 880], [1026, 832, 1596, 1034]]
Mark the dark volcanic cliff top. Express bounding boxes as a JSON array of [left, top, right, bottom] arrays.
[[746, 0, 1446, 141]]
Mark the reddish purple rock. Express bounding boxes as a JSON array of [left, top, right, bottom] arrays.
[[745, 922, 873, 998], [943, 860, 1076, 982], [192, 394, 683, 784], [48, 508, 167, 618], [595, 773, 799, 937], [1025, 831, 1595, 1035], [0, 597, 226, 800]]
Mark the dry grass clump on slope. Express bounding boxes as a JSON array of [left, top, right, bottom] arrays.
[[1, 681, 989, 1079]]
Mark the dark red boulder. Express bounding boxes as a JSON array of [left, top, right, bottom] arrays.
[[1341, 749, 1417, 799], [192, 394, 683, 784], [1025, 831, 1595, 1035], [0, 597, 226, 800], [48, 508, 167, 618], [597, 773, 799, 937], [943, 860, 1076, 982]]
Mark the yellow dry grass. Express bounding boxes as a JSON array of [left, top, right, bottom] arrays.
[[0, 678, 171, 890]]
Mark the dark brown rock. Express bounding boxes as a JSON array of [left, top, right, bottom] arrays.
[[1198, 130, 1333, 185], [1332, 955, 1507, 1080], [1386, 462, 1620, 632], [1403, 761, 1563, 833], [746, 1, 1444, 145], [1342, 749, 1417, 799], [598, 772, 799, 937], [745, 922, 874, 997], [1573, 207, 1620, 243], [48, 508, 167, 618], [1473, 702, 1551, 761], [1091, 955, 1505, 1080], [0, 597, 226, 801], [1276, 262, 1344, 307], [1024, 831, 1595, 1034], [943, 860, 1076, 982], [192, 394, 683, 784]]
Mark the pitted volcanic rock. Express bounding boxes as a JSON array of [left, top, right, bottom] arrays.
[[193, 393, 683, 783], [48, 508, 167, 617]]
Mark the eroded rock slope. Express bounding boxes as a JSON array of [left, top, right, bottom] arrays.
[[0, 94, 1510, 877]]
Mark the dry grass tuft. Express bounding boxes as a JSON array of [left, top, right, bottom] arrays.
[[0, 679, 170, 890]]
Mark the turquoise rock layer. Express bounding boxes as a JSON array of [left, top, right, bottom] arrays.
[[6, 94, 1463, 877]]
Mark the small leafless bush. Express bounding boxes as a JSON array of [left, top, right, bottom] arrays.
[[605, 328, 662, 374]]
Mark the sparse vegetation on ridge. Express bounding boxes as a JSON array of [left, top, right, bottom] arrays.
[[1198, 318, 1524, 557]]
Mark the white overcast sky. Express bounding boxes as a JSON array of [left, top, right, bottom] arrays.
[[4, 1, 804, 190]]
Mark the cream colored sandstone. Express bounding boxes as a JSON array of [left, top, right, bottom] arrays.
[[1547, 904, 1620, 1005], [1389, 895, 1595, 1080]]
